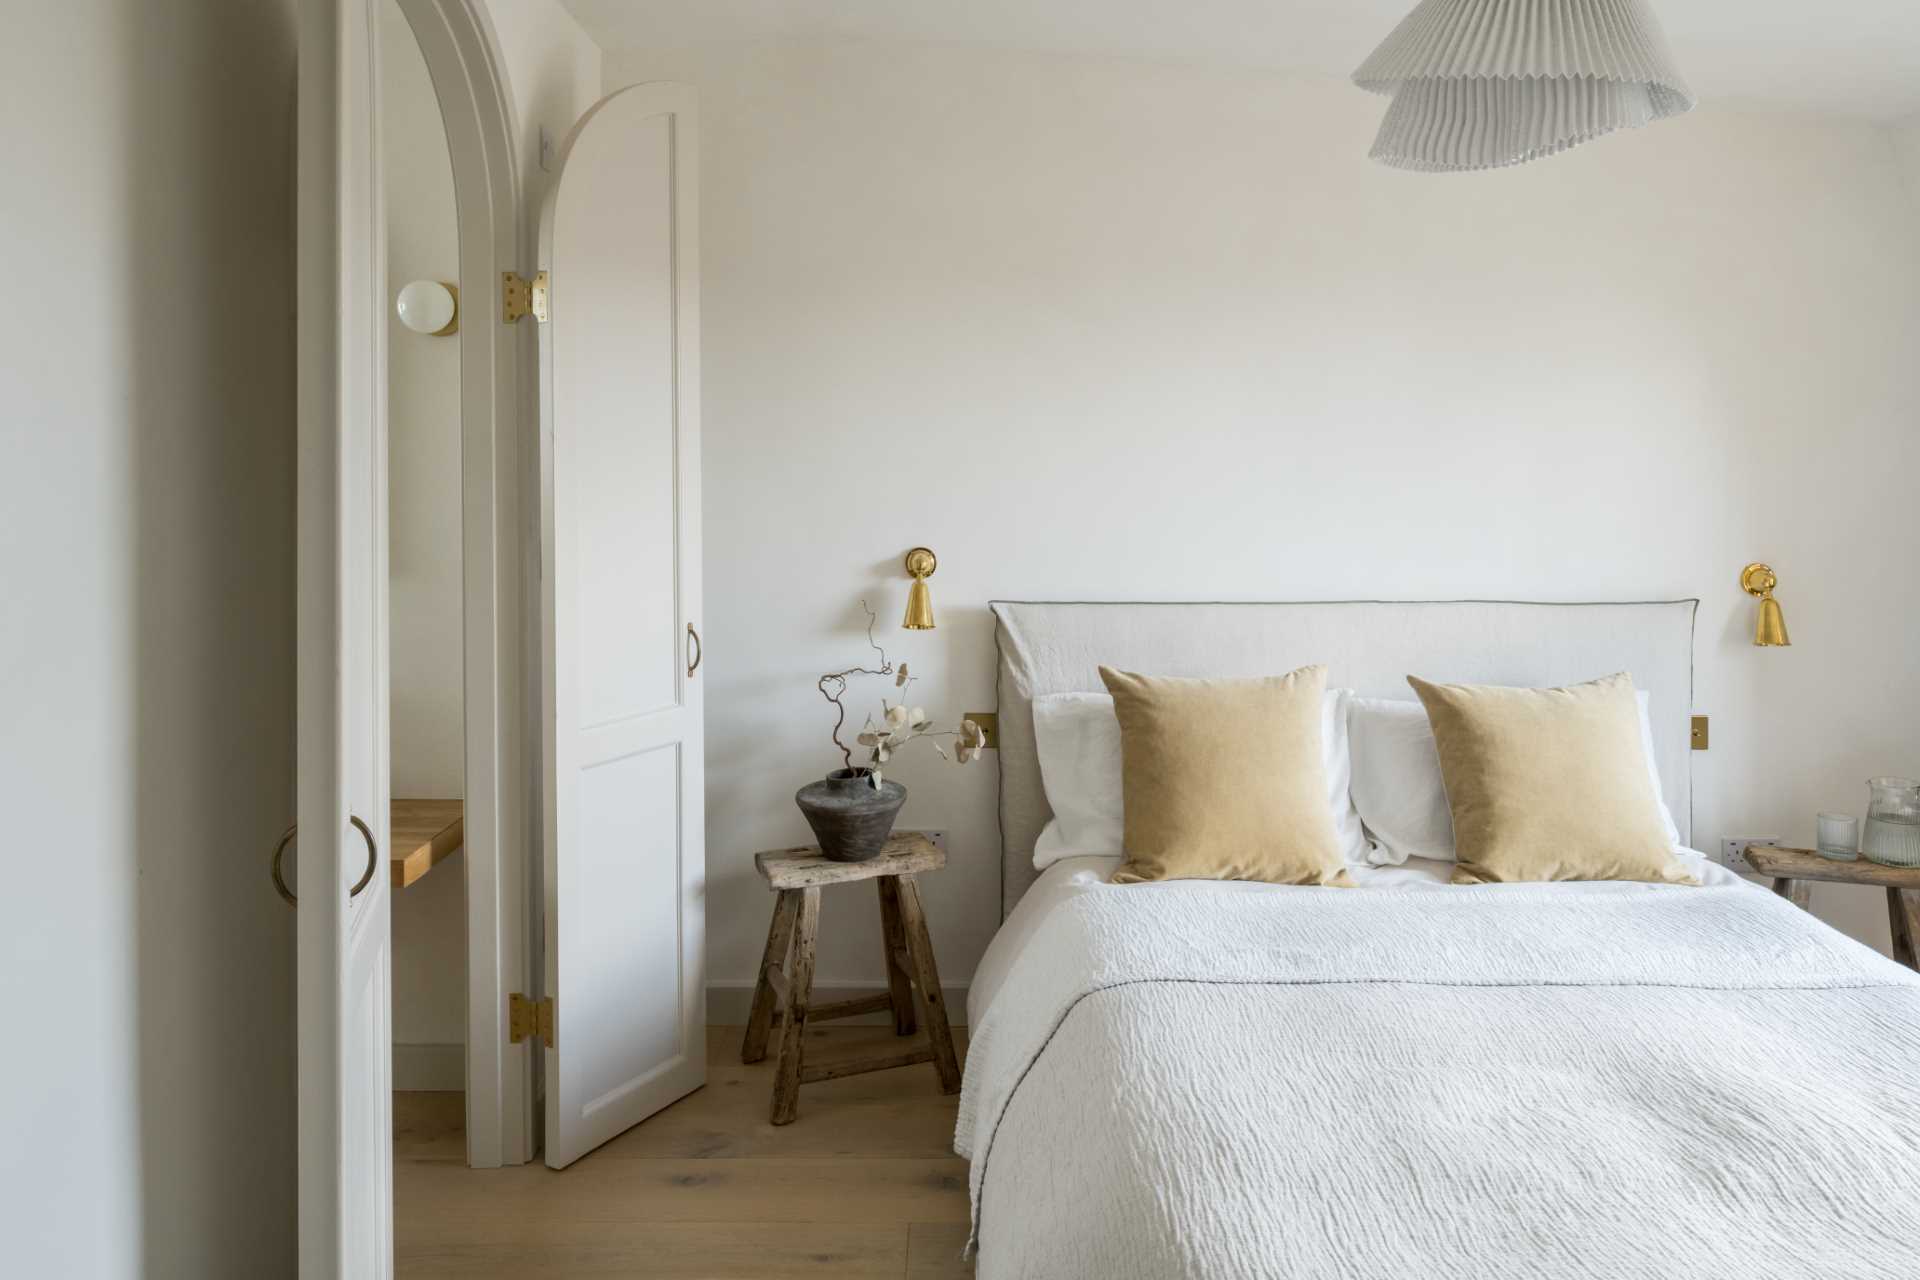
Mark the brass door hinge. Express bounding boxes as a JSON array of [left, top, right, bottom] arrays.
[[509, 992, 554, 1047], [1691, 715, 1710, 751], [503, 270, 549, 324]]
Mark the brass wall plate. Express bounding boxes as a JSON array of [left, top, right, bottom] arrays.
[[432, 282, 460, 336], [1691, 716, 1709, 751], [965, 712, 998, 749], [1740, 563, 1777, 598]]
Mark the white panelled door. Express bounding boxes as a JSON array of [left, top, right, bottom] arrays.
[[296, 0, 392, 1273], [539, 83, 705, 1169]]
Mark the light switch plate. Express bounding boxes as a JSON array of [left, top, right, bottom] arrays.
[[963, 712, 998, 749], [898, 829, 947, 854], [1690, 715, 1709, 750], [1721, 835, 1780, 873]]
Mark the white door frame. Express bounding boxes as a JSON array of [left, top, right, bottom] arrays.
[[392, 0, 532, 1168]]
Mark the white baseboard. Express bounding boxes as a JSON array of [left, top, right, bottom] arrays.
[[706, 980, 968, 1028], [393, 1041, 465, 1091]]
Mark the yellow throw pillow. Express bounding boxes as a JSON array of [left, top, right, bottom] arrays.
[[1406, 672, 1696, 886], [1098, 665, 1351, 887]]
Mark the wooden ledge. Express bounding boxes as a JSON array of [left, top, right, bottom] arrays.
[[1746, 845, 1920, 889], [391, 798, 464, 888], [754, 832, 944, 889]]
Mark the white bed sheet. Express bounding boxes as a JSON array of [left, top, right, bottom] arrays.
[[957, 861, 1920, 1279], [967, 847, 1740, 1027]]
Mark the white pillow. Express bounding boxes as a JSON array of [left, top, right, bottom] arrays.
[[1030, 688, 1371, 870], [1347, 688, 1681, 867]]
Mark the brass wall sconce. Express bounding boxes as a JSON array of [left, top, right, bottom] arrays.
[[902, 548, 937, 630], [1741, 563, 1790, 647]]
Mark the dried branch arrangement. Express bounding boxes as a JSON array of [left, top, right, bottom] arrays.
[[817, 600, 986, 788]]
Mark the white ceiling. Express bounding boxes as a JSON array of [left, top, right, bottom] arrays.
[[562, 0, 1920, 121]]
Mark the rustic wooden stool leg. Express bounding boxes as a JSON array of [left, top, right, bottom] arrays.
[[1888, 888, 1920, 971], [742, 889, 802, 1064], [876, 876, 918, 1036], [892, 875, 961, 1094], [771, 887, 820, 1125], [1771, 877, 1812, 912]]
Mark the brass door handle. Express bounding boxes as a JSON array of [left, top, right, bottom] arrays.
[[349, 814, 378, 898], [271, 824, 298, 906], [686, 622, 702, 678], [272, 816, 378, 905]]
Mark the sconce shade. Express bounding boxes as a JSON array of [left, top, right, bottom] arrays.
[[1741, 563, 1790, 647], [1754, 597, 1789, 647], [902, 547, 937, 630], [396, 279, 458, 335]]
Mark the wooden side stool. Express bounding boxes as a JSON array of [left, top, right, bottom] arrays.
[[1746, 844, 1920, 970], [741, 832, 962, 1125]]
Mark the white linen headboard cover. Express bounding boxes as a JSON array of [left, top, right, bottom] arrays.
[[991, 599, 1699, 916]]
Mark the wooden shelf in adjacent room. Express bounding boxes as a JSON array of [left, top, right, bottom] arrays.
[[391, 798, 464, 889]]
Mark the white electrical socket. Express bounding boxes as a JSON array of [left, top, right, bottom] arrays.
[[1721, 836, 1780, 873], [900, 829, 947, 853]]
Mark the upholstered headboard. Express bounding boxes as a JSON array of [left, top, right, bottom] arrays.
[[991, 599, 1699, 916]]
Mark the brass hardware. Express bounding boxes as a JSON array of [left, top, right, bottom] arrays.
[[1691, 716, 1709, 751], [964, 712, 998, 750], [348, 814, 379, 898], [686, 622, 702, 678], [1740, 562, 1790, 647], [509, 993, 554, 1048], [274, 816, 377, 903], [271, 824, 298, 906], [431, 282, 459, 337], [503, 270, 549, 324], [902, 547, 937, 630]]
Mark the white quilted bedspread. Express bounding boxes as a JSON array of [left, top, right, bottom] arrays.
[[955, 879, 1920, 1279]]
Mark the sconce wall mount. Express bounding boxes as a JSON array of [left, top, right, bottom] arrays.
[[1741, 562, 1790, 647], [902, 547, 937, 630]]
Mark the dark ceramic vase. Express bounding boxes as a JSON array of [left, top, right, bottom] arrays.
[[795, 768, 908, 862]]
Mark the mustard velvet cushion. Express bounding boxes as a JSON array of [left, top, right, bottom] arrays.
[[1098, 665, 1351, 887], [1406, 672, 1697, 886]]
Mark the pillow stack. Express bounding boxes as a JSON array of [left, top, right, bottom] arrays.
[[1406, 672, 1695, 886], [1097, 665, 1352, 887], [1030, 663, 1693, 889], [1031, 682, 1370, 872]]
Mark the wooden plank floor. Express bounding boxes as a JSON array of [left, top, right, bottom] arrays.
[[396, 1025, 973, 1278]]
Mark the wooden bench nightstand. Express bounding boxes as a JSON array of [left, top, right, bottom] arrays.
[[742, 832, 962, 1125], [1746, 845, 1920, 971]]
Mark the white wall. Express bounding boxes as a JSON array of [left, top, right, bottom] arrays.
[[602, 39, 1920, 1012], [479, 0, 603, 212], [0, 1, 298, 1273], [385, 0, 469, 1067], [1896, 113, 1920, 203]]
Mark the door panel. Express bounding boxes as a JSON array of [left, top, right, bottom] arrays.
[[564, 111, 681, 726], [297, 0, 393, 1271], [573, 744, 683, 1108], [541, 83, 705, 1170]]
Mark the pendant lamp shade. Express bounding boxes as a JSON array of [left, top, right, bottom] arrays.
[[1354, 0, 1694, 172]]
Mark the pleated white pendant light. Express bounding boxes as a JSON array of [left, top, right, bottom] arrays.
[[1354, 0, 1694, 172]]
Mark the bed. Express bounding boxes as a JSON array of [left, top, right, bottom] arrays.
[[957, 601, 1920, 1279]]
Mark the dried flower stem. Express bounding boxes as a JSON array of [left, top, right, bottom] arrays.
[[817, 600, 893, 770]]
